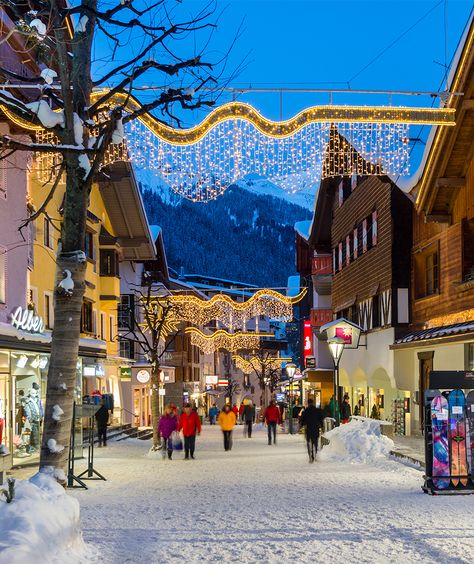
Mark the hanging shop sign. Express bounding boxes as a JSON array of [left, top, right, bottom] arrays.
[[10, 306, 44, 334], [206, 375, 219, 385], [319, 318, 362, 349], [136, 369, 151, 384], [305, 355, 316, 369], [303, 320, 313, 363]]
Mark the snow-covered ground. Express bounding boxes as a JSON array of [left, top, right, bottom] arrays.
[[69, 425, 474, 564]]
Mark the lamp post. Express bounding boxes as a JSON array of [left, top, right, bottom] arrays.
[[327, 337, 345, 426], [286, 363, 296, 434]]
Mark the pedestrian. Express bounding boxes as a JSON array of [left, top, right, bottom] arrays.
[[264, 400, 281, 445], [209, 403, 219, 425], [95, 399, 109, 448], [178, 403, 201, 460], [300, 398, 324, 463], [239, 402, 245, 423], [231, 403, 239, 423], [218, 404, 236, 451], [158, 404, 178, 460], [340, 395, 352, 424], [242, 401, 256, 438]]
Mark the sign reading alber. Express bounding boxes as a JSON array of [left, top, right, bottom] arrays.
[[10, 306, 45, 334]]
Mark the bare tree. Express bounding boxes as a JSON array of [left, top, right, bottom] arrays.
[[246, 350, 284, 407], [119, 275, 180, 451], [0, 0, 225, 480], [225, 377, 240, 405]]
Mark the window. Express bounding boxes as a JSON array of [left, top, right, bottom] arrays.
[[372, 295, 380, 329], [0, 248, 5, 303], [415, 244, 440, 299], [425, 251, 439, 296], [85, 231, 94, 261], [81, 300, 93, 333], [28, 217, 35, 269], [362, 219, 368, 253], [338, 181, 343, 207], [372, 210, 378, 246], [346, 235, 351, 266], [338, 242, 342, 272], [333, 248, 337, 273], [43, 218, 53, 249], [353, 227, 358, 259], [109, 315, 114, 342], [44, 293, 54, 329], [100, 312, 106, 340], [100, 249, 119, 277], [92, 308, 97, 337], [119, 338, 135, 360], [118, 294, 134, 328]]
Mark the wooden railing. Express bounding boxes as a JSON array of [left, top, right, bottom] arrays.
[[310, 308, 333, 327], [312, 255, 332, 276]]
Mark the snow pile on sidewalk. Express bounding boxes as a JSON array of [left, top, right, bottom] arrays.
[[319, 417, 394, 464], [0, 471, 89, 564]]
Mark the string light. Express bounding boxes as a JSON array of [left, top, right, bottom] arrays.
[[425, 308, 474, 330], [138, 297, 180, 340], [232, 354, 292, 374], [169, 288, 306, 327], [185, 327, 273, 354], [14, 91, 455, 201]]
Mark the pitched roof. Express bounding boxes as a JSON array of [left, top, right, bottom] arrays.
[[394, 321, 474, 344]]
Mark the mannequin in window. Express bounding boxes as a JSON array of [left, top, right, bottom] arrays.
[[24, 385, 42, 452]]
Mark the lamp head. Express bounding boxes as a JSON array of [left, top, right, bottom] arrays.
[[286, 363, 297, 380], [327, 336, 345, 364]]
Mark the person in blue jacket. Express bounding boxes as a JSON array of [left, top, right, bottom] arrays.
[[209, 404, 219, 425]]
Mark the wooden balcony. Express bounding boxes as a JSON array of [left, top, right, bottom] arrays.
[[312, 255, 332, 276], [310, 308, 333, 328]]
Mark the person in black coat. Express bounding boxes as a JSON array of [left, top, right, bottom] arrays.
[[300, 398, 324, 463], [242, 402, 256, 438], [340, 397, 352, 423], [95, 399, 109, 447]]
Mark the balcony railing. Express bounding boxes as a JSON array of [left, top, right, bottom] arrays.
[[312, 255, 332, 276], [310, 308, 333, 328]]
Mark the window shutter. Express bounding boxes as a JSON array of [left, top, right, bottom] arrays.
[[333, 248, 337, 273], [346, 235, 351, 266], [353, 228, 358, 259], [362, 219, 367, 253], [338, 242, 343, 271]]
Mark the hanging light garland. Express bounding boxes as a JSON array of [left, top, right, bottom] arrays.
[[27, 92, 456, 201], [232, 354, 293, 374], [185, 327, 273, 354], [169, 288, 306, 328]]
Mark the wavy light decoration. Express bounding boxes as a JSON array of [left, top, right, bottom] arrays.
[[232, 354, 292, 374], [185, 327, 273, 354], [170, 288, 306, 327], [11, 90, 454, 201]]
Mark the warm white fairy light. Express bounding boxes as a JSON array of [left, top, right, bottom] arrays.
[[185, 327, 273, 354], [232, 354, 292, 374]]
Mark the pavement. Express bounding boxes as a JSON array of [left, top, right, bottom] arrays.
[[390, 435, 425, 467]]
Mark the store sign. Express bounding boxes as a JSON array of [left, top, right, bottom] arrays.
[[320, 318, 362, 350], [11, 306, 44, 334], [120, 367, 132, 379], [303, 320, 313, 363], [305, 355, 316, 369], [206, 375, 218, 385], [137, 369, 150, 384]]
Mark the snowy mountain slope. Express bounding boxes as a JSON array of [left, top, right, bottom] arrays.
[[138, 173, 313, 287], [236, 175, 317, 211]]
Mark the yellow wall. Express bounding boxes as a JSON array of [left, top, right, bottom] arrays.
[[28, 173, 119, 358]]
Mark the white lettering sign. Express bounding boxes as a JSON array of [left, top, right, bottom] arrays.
[[10, 306, 45, 334]]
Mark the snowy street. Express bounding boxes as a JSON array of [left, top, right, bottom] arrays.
[[71, 425, 474, 564]]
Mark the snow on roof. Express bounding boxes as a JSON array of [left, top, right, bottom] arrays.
[[294, 220, 311, 240], [287, 275, 301, 297], [149, 225, 162, 242], [183, 274, 258, 288], [393, 11, 474, 195]]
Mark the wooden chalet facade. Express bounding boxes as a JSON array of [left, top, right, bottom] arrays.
[[309, 133, 414, 424], [392, 16, 474, 433]]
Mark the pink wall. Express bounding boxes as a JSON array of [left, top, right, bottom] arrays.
[[0, 122, 29, 325]]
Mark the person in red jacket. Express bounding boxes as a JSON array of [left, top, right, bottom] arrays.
[[178, 403, 202, 459], [232, 404, 239, 423], [264, 400, 281, 445]]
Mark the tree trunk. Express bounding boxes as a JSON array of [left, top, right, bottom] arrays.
[[151, 363, 161, 450], [40, 254, 86, 480], [39, 160, 88, 480]]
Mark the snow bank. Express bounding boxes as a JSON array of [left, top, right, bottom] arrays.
[[319, 417, 394, 464], [0, 472, 89, 564]]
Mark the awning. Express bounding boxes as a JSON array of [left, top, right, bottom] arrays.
[[391, 321, 474, 349]]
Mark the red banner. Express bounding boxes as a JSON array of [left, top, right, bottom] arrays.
[[303, 320, 313, 362]]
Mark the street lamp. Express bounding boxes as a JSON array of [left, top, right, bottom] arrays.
[[286, 363, 296, 434], [327, 337, 345, 426]]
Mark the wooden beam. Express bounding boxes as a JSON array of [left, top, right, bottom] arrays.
[[461, 99, 474, 110], [435, 177, 466, 189], [426, 213, 451, 224]]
